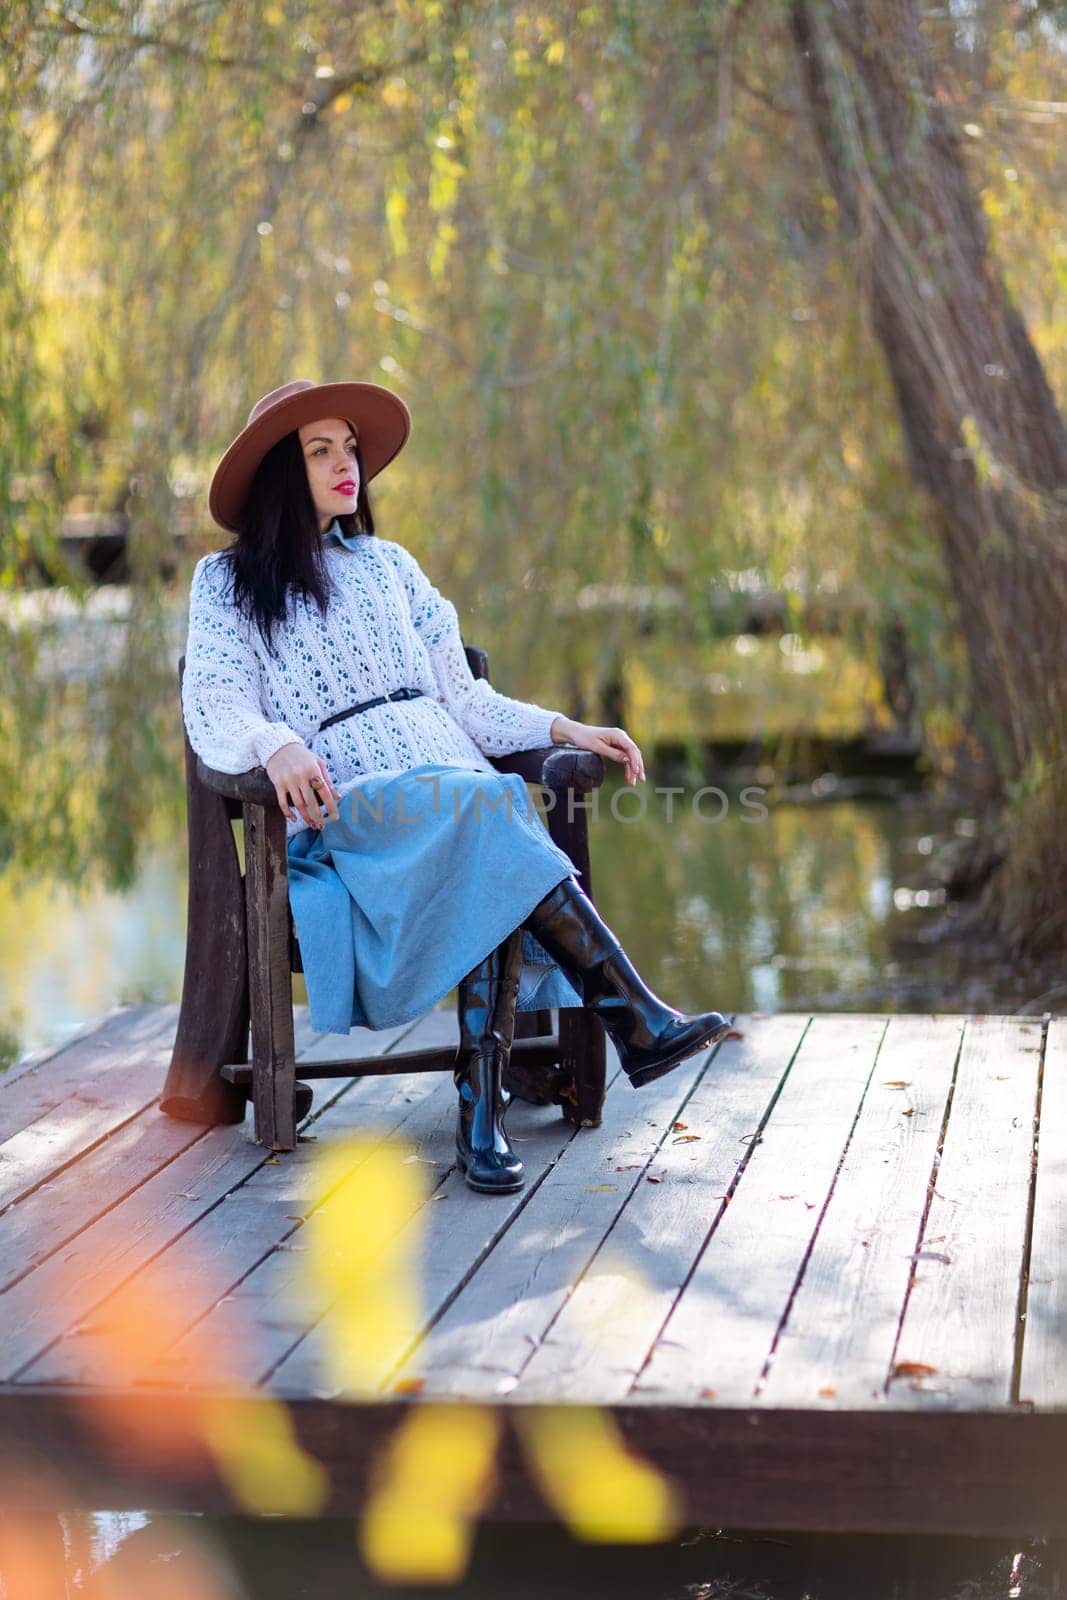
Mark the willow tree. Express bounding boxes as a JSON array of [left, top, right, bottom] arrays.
[[790, 0, 1067, 955], [5, 0, 1067, 947]]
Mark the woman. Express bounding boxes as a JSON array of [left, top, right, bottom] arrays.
[[176, 378, 730, 1196]]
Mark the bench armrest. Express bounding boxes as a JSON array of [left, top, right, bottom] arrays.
[[195, 760, 277, 807], [491, 746, 605, 793], [196, 745, 605, 810]]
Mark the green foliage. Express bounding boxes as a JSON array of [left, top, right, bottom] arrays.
[[1, 0, 1065, 888]]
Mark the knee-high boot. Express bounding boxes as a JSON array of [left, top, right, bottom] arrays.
[[453, 926, 525, 1194], [523, 875, 730, 1087]]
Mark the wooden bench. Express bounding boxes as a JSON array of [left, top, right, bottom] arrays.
[[161, 647, 607, 1150]]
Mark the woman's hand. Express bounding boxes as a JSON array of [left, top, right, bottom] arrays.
[[549, 716, 646, 787], [265, 742, 341, 830]]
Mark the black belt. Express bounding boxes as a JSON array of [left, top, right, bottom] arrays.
[[317, 686, 426, 735]]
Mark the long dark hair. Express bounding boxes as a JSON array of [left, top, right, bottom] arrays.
[[219, 425, 376, 649]]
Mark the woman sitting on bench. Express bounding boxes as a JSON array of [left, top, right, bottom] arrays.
[[178, 378, 730, 1195]]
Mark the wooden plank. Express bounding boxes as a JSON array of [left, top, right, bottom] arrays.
[[15, 1018, 427, 1387], [0, 1388, 1065, 1534], [400, 1017, 787, 1402], [0, 1010, 421, 1382], [264, 1078, 584, 1400], [0, 1015, 182, 1212], [0, 1003, 134, 1089], [884, 1015, 1042, 1409], [0, 1013, 371, 1300], [508, 1016, 809, 1404], [366, 1019, 774, 1404], [65, 1012, 460, 1389], [0, 1125, 269, 1381], [0, 1006, 176, 1145], [244, 800, 298, 1150], [162, 689, 249, 1125], [148, 1008, 502, 1391], [1019, 1018, 1067, 1406], [634, 1015, 887, 1405], [0, 1114, 207, 1295], [755, 1013, 964, 1408]]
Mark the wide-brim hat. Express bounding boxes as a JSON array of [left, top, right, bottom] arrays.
[[208, 378, 411, 533]]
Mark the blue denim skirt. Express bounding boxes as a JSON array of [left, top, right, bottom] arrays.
[[286, 763, 584, 1034]]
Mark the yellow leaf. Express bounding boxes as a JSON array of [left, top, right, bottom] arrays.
[[516, 1406, 680, 1543], [360, 1405, 499, 1583]]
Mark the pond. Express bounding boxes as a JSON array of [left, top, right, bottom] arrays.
[[1, 763, 1053, 1073], [21, 1506, 1063, 1597]]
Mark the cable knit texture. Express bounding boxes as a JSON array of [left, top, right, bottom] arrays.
[[181, 529, 565, 839]]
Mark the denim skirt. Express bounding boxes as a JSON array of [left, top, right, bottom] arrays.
[[286, 763, 584, 1034]]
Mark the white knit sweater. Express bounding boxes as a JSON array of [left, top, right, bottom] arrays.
[[181, 525, 565, 839]]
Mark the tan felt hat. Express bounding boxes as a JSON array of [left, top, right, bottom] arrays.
[[208, 377, 411, 533]]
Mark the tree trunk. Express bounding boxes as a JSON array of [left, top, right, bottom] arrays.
[[791, 0, 1067, 956]]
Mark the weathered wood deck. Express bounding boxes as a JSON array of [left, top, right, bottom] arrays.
[[1, 1004, 1064, 1535]]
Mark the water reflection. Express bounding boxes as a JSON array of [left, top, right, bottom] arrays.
[[1, 770, 1054, 1071], [32, 1511, 1056, 1599]]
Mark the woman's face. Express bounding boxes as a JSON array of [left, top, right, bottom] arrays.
[[297, 415, 360, 528]]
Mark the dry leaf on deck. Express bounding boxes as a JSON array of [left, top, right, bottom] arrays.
[[891, 1360, 938, 1379]]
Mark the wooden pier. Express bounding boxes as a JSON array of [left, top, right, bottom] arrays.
[[1, 1005, 1064, 1535]]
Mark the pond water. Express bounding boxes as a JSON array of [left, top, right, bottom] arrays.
[[25, 1508, 1063, 1597], [1, 766, 1055, 1072]]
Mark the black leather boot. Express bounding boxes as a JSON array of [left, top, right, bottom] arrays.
[[523, 876, 730, 1087], [454, 927, 525, 1195]]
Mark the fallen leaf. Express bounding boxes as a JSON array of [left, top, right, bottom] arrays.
[[647, 1170, 667, 1184], [724, 1028, 744, 1039], [584, 1185, 618, 1192], [884, 1080, 910, 1089], [393, 1377, 425, 1395], [891, 1360, 938, 1379], [672, 1135, 701, 1144], [778, 1194, 799, 1201], [264, 1157, 280, 1165], [699, 1387, 717, 1400], [901, 1108, 916, 1117], [818, 1387, 836, 1397], [672, 1122, 688, 1132], [907, 1274, 918, 1288]]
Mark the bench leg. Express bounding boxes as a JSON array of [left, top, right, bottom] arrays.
[[244, 801, 298, 1151], [545, 784, 607, 1129], [161, 731, 249, 1125]]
